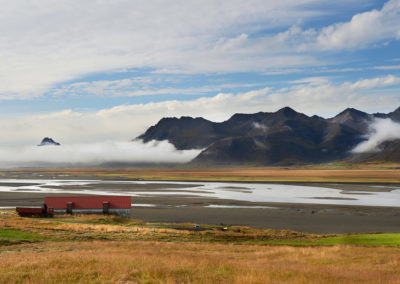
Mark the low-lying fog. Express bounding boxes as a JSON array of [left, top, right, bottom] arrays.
[[352, 118, 400, 153], [0, 118, 399, 167], [0, 140, 202, 167]]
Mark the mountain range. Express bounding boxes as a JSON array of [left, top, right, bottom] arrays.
[[137, 106, 400, 165]]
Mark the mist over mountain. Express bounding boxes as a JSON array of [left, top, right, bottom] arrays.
[[137, 106, 400, 165]]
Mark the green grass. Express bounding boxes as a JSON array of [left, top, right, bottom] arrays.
[[2, 212, 400, 247], [261, 233, 400, 246], [315, 233, 400, 246], [0, 228, 44, 245]]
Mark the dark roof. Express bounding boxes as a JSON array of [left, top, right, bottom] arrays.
[[45, 196, 131, 209]]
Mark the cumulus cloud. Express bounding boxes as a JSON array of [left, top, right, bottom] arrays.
[[265, 0, 400, 51], [2, 0, 394, 99], [352, 118, 400, 153], [0, 140, 201, 167], [0, 0, 337, 99]]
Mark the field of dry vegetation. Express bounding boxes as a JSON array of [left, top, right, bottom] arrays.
[[1, 211, 400, 283], [2, 241, 400, 283], [14, 164, 400, 183], [2, 165, 400, 283]]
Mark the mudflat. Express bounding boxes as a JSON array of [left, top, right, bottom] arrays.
[[1, 180, 400, 234], [1, 167, 400, 234]]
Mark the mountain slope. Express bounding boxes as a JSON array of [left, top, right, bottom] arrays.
[[346, 139, 400, 163], [137, 117, 219, 150], [327, 108, 372, 132], [136, 106, 400, 165]]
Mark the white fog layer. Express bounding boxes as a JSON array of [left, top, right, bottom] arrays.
[[0, 140, 201, 167], [352, 118, 400, 153]]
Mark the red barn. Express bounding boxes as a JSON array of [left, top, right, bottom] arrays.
[[44, 196, 131, 218]]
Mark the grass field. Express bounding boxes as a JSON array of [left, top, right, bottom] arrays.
[[1, 211, 400, 283], [2, 241, 400, 283], [3, 164, 400, 183], [2, 165, 400, 283]]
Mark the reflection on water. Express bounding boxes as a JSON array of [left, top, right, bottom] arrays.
[[0, 179, 400, 207], [132, 204, 156, 207], [206, 205, 279, 209]]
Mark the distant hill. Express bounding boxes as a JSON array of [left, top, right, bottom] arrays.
[[38, 137, 61, 146], [136, 107, 400, 165]]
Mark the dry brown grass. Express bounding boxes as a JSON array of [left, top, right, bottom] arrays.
[[1, 213, 400, 283], [1, 241, 400, 283], [12, 166, 400, 183], [0, 212, 319, 244]]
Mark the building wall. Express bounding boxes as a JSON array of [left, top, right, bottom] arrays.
[[45, 196, 131, 209], [54, 208, 131, 218]]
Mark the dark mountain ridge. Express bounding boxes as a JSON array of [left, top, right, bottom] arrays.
[[136, 107, 400, 165], [38, 137, 61, 146]]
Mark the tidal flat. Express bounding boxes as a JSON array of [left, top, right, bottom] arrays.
[[1, 169, 400, 234]]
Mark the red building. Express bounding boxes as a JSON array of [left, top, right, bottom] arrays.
[[44, 196, 131, 218]]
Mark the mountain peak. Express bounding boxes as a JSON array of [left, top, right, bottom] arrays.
[[387, 106, 400, 122], [38, 137, 60, 146], [276, 106, 298, 117], [336, 108, 368, 117], [328, 108, 372, 132], [392, 106, 400, 113]]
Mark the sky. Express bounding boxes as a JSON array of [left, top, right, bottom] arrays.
[[0, 0, 400, 148]]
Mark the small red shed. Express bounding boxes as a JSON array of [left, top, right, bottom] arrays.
[[45, 196, 131, 218]]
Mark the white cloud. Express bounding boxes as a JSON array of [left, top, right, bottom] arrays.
[[0, 75, 399, 148], [352, 118, 400, 153], [316, 0, 400, 50], [0, 140, 201, 167], [0, 0, 378, 99], [373, 65, 400, 70], [348, 75, 400, 89], [252, 122, 268, 133], [259, 0, 400, 52], [53, 78, 259, 97]]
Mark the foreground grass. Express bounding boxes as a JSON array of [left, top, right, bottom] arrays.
[[261, 234, 400, 246], [1, 212, 400, 283], [2, 211, 400, 246], [2, 241, 400, 283]]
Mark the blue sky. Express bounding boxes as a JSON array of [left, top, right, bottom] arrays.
[[0, 0, 400, 145]]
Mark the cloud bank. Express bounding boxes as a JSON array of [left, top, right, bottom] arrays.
[[352, 118, 400, 153], [1, 0, 398, 99], [0, 141, 201, 167], [0, 75, 399, 147]]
